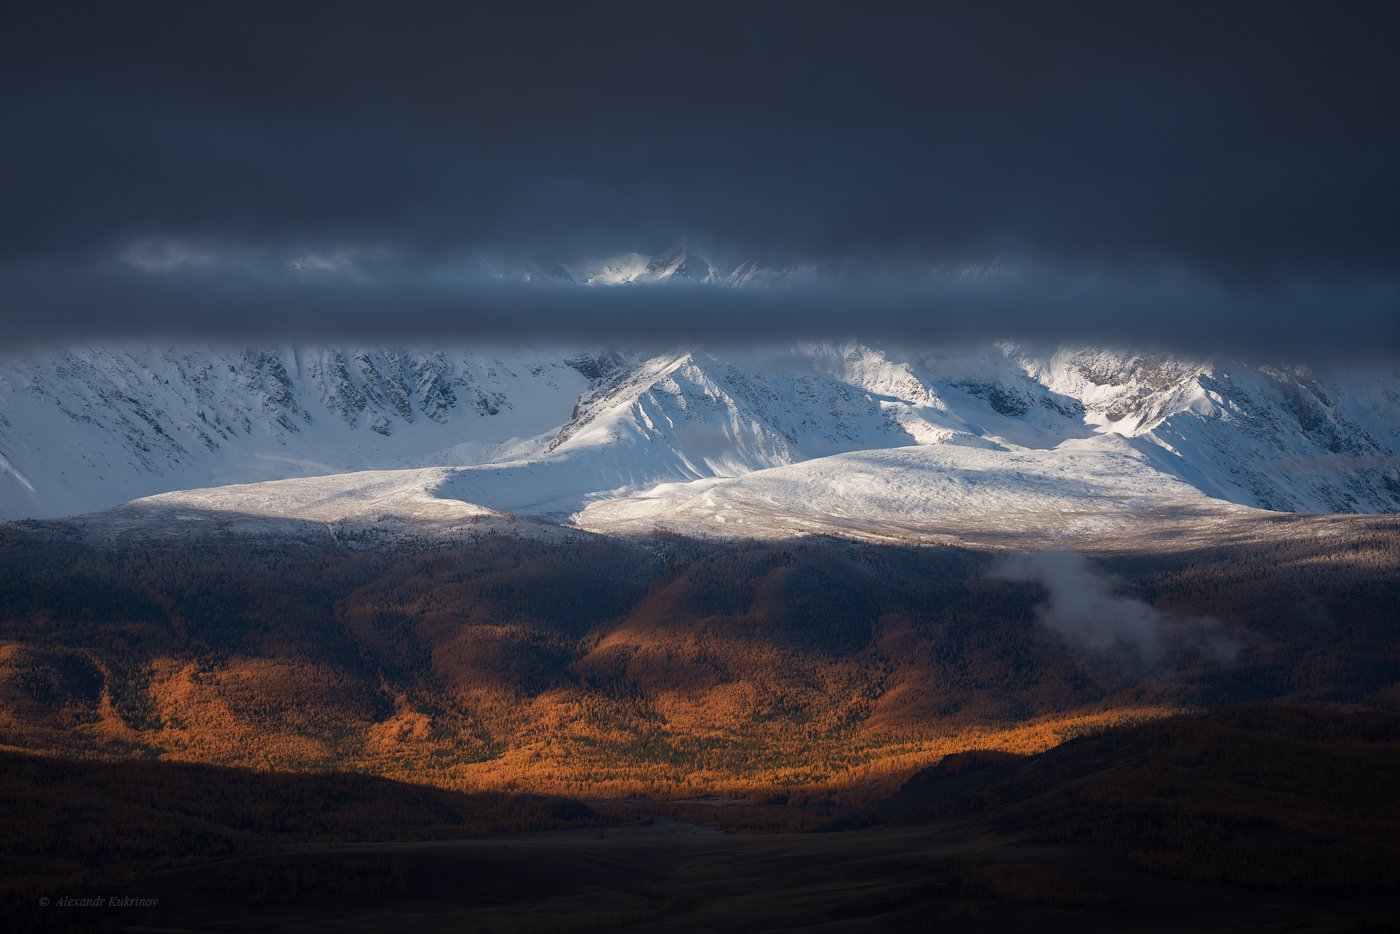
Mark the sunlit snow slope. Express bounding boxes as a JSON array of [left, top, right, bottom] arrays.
[[3, 341, 1399, 534]]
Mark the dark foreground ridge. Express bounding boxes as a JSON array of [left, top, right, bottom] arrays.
[[865, 705, 1400, 893], [4, 706, 1398, 932]]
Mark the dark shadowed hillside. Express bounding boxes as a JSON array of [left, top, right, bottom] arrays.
[[0, 750, 601, 932], [0, 520, 1397, 798], [871, 706, 1400, 892]]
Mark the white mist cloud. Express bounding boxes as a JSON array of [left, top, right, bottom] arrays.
[[993, 550, 1239, 670]]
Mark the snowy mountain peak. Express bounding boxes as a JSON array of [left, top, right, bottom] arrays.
[[564, 240, 813, 289], [641, 240, 720, 283], [1, 341, 1398, 523], [568, 241, 811, 289]]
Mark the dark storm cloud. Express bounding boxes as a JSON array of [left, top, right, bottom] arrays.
[[4, 253, 1393, 358], [1, 0, 1397, 347]]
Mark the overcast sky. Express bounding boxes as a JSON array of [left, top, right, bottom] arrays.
[[2, 0, 1397, 351]]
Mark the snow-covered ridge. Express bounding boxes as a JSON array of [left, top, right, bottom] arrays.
[[1, 341, 1398, 525], [0, 345, 604, 519], [567, 243, 788, 288]]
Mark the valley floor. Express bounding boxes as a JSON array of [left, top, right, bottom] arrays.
[[78, 826, 1400, 933]]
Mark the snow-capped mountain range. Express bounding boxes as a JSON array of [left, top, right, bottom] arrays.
[[2, 331, 1399, 538]]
